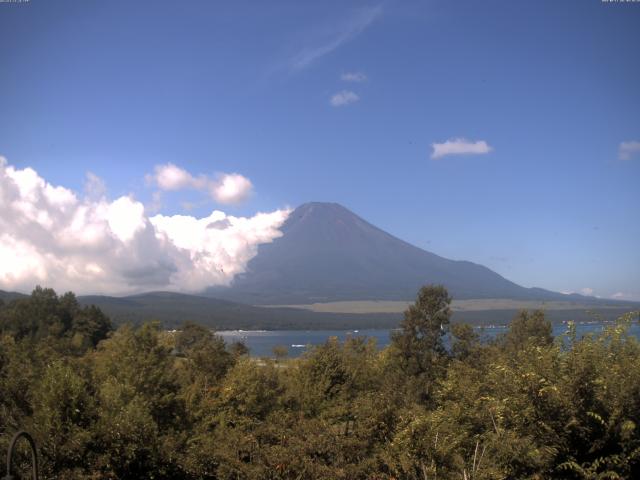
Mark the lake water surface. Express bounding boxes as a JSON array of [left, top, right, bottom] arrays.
[[218, 321, 640, 357]]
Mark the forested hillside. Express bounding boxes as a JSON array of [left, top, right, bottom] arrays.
[[0, 286, 639, 479]]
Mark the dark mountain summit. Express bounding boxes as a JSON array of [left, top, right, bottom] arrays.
[[207, 202, 575, 304]]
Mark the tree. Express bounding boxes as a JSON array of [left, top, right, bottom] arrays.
[[390, 285, 452, 404], [175, 322, 234, 419], [450, 323, 481, 362], [91, 323, 186, 478], [70, 304, 112, 350], [0, 287, 111, 352], [502, 309, 553, 351], [175, 322, 233, 381], [229, 341, 250, 358], [272, 345, 288, 362], [31, 360, 95, 478]]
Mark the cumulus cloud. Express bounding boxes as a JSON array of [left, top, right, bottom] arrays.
[[149, 163, 253, 205], [431, 138, 493, 160], [211, 173, 253, 204], [0, 156, 289, 295], [618, 140, 640, 160], [330, 90, 360, 107], [612, 292, 625, 299], [151, 209, 288, 292], [153, 163, 198, 190], [580, 287, 594, 296], [341, 72, 367, 82]]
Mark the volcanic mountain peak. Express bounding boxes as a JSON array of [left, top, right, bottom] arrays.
[[279, 202, 402, 250], [207, 202, 573, 304]]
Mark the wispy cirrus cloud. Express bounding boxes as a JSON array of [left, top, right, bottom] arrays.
[[289, 5, 382, 71], [330, 90, 360, 107], [148, 163, 253, 205], [618, 140, 640, 160], [341, 71, 367, 82], [431, 138, 493, 160]]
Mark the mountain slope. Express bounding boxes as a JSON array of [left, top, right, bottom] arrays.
[[0, 289, 28, 303], [207, 202, 582, 304]]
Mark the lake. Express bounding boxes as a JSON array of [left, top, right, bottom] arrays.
[[218, 321, 640, 357]]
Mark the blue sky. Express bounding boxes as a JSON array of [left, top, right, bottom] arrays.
[[0, 0, 639, 299]]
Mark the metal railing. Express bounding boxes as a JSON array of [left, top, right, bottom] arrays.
[[2, 431, 39, 480]]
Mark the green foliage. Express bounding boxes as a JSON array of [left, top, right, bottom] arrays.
[[272, 344, 288, 361], [501, 309, 554, 351], [30, 360, 95, 477], [450, 322, 482, 362], [390, 284, 452, 404], [0, 287, 639, 479], [0, 286, 112, 353]]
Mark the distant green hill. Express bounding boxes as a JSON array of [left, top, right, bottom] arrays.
[[2, 289, 636, 330], [76, 292, 636, 330], [0, 289, 27, 303], [77, 291, 402, 330]]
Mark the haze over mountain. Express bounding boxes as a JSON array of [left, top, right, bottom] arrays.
[[207, 202, 586, 305]]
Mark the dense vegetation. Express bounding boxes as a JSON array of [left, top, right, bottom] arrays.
[[0, 286, 639, 479]]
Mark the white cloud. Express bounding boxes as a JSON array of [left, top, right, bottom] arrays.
[[153, 163, 198, 190], [146, 191, 163, 214], [610, 292, 640, 300], [618, 140, 640, 160], [149, 163, 253, 205], [0, 156, 289, 295], [211, 173, 253, 204], [290, 5, 382, 70], [431, 138, 493, 160], [341, 72, 367, 82], [107, 196, 146, 242], [151, 209, 288, 292], [330, 90, 360, 107], [84, 172, 106, 199], [580, 287, 594, 296]]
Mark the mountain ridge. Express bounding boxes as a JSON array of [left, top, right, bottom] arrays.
[[1, 287, 636, 331], [206, 202, 590, 304]]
